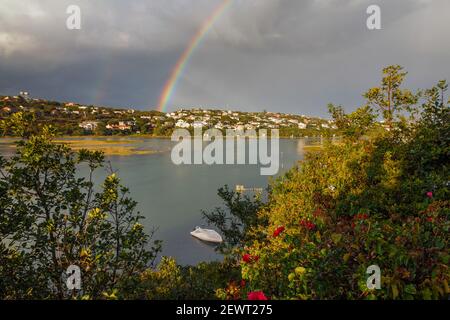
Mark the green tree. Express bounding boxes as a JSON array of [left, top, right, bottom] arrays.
[[0, 112, 36, 137], [437, 80, 448, 106], [364, 65, 417, 128], [94, 121, 109, 136], [328, 104, 376, 140], [0, 115, 161, 299]]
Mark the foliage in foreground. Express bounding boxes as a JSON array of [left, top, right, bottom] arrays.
[[205, 67, 449, 300], [0, 121, 161, 299], [132, 257, 240, 300]]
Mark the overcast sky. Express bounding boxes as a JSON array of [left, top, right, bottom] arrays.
[[0, 0, 449, 116]]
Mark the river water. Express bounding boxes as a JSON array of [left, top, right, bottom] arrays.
[[0, 137, 314, 265]]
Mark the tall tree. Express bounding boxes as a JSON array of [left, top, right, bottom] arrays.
[[364, 65, 417, 129], [437, 80, 448, 106]]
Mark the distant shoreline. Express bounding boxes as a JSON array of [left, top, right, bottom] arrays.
[[0, 134, 327, 140]]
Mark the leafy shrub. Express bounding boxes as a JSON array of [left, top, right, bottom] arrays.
[[215, 71, 449, 300], [0, 120, 161, 299], [136, 257, 240, 300]]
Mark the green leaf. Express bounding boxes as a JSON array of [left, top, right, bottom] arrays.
[[331, 233, 342, 245], [391, 284, 399, 299], [404, 284, 416, 295]]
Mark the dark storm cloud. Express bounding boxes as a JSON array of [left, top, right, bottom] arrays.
[[0, 0, 449, 116], [0, 50, 178, 108]]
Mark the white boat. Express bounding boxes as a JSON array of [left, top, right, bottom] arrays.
[[190, 226, 223, 243]]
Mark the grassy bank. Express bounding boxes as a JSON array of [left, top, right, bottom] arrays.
[[52, 139, 157, 156]]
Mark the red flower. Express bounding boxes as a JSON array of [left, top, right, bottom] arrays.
[[273, 226, 285, 237], [300, 220, 316, 230], [426, 191, 433, 198], [355, 213, 369, 221], [240, 280, 246, 288], [306, 222, 316, 230], [248, 291, 268, 300], [427, 217, 434, 223], [242, 253, 259, 263]]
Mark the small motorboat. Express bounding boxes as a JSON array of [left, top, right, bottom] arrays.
[[190, 226, 223, 243]]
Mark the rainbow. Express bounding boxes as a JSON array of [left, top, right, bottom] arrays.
[[157, 0, 233, 112]]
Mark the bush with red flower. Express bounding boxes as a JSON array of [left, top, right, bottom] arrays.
[[208, 69, 449, 300], [234, 135, 449, 299]]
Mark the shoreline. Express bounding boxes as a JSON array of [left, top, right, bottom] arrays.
[[0, 134, 329, 140]]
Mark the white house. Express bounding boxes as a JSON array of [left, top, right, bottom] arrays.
[[192, 121, 207, 128], [79, 121, 99, 131], [176, 120, 191, 128]]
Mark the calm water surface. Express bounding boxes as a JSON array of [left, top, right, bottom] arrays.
[[0, 137, 315, 265]]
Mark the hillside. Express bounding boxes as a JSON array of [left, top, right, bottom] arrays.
[[0, 94, 336, 137]]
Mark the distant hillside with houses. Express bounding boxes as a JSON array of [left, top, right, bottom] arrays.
[[0, 92, 337, 137]]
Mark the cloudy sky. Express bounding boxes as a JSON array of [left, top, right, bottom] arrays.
[[0, 0, 449, 116]]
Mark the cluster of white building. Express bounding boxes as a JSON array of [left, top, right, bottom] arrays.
[[163, 108, 335, 131]]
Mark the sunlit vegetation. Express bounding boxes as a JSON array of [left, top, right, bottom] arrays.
[[203, 66, 449, 300], [0, 66, 448, 300]]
